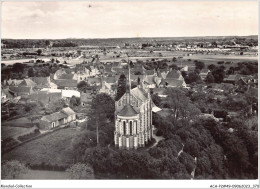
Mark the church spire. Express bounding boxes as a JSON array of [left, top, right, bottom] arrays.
[[127, 53, 131, 92]]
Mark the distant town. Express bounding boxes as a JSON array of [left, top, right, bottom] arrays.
[[1, 36, 258, 180]]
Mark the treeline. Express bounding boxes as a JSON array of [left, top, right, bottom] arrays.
[[2, 39, 78, 48], [69, 88, 257, 179], [70, 88, 256, 179], [1, 62, 64, 81]]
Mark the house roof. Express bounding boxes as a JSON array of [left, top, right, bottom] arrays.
[[41, 112, 67, 122], [19, 79, 37, 87], [162, 79, 184, 87], [28, 91, 61, 103], [144, 69, 155, 75], [80, 93, 92, 102], [112, 62, 121, 67], [54, 69, 67, 78], [53, 80, 77, 87], [9, 86, 32, 93], [61, 107, 76, 116], [104, 77, 116, 84], [200, 69, 210, 74], [143, 75, 156, 85], [31, 77, 50, 86], [59, 73, 75, 80], [152, 88, 167, 95], [104, 65, 113, 73], [130, 87, 148, 102], [225, 74, 240, 81], [118, 104, 138, 116], [166, 70, 182, 79], [87, 78, 101, 85], [2, 88, 14, 98], [111, 67, 128, 74], [6, 79, 23, 86], [130, 75, 144, 82]]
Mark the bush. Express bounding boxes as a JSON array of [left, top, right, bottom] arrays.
[[18, 129, 40, 142]]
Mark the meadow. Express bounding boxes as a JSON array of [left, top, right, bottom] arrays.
[[2, 127, 80, 167]]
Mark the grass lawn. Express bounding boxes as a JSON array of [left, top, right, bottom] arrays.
[[1, 126, 38, 140], [1, 117, 32, 127], [2, 127, 80, 167]]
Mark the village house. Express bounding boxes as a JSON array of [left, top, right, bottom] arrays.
[[3, 79, 23, 86], [159, 69, 187, 88], [27, 91, 62, 104], [53, 80, 78, 90], [224, 74, 241, 84], [19, 78, 37, 87], [161, 78, 187, 88], [8, 86, 34, 96], [199, 69, 210, 80], [80, 92, 92, 107], [99, 76, 118, 96], [86, 77, 102, 87], [30, 76, 57, 90], [40, 107, 76, 129], [53, 68, 78, 80]]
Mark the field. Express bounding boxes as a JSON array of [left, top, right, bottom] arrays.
[[2, 127, 80, 167], [1, 117, 33, 127], [1, 126, 38, 140]]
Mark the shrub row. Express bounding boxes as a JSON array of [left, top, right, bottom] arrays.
[[18, 129, 40, 142]]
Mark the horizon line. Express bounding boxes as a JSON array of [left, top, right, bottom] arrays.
[[1, 34, 258, 40]]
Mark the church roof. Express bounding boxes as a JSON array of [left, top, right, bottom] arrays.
[[130, 87, 148, 102], [118, 104, 138, 117]]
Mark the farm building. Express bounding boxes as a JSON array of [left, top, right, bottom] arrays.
[[40, 107, 76, 129]]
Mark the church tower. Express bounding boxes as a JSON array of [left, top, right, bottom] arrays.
[[114, 57, 153, 149]]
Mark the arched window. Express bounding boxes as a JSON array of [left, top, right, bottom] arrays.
[[123, 121, 126, 135], [130, 121, 132, 135]]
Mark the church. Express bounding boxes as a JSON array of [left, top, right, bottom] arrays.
[[114, 66, 153, 149]]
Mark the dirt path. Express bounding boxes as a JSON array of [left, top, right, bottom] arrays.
[[191, 157, 197, 180], [177, 143, 185, 158]]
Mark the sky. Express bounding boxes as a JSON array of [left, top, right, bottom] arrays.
[[1, 1, 258, 39]]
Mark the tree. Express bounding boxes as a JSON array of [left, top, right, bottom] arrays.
[[137, 77, 140, 85], [70, 96, 81, 107], [170, 64, 178, 70], [211, 67, 225, 83], [12, 63, 25, 73], [205, 72, 215, 83], [2, 160, 29, 179], [45, 40, 50, 47], [66, 163, 94, 179], [208, 64, 216, 71], [28, 67, 34, 77], [184, 72, 202, 84], [211, 41, 218, 48], [165, 88, 200, 121], [195, 61, 205, 70], [77, 81, 88, 92], [37, 49, 42, 55], [88, 93, 115, 145], [115, 74, 126, 101], [172, 57, 177, 62]]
